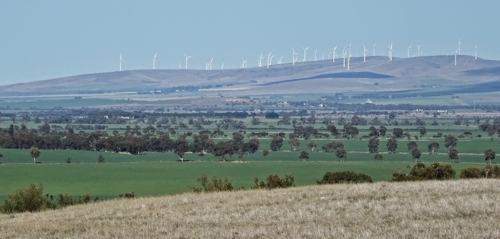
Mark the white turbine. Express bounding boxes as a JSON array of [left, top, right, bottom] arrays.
[[407, 45, 412, 58], [153, 53, 157, 70], [417, 44, 421, 57], [363, 44, 369, 63], [372, 43, 376, 56], [332, 46, 337, 63], [342, 47, 347, 68], [277, 56, 283, 64], [292, 47, 297, 65], [258, 52, 264, 67], [314, 49, 318, 61], [454, 49, 457, 66], [388, 43, 393, 61], [209, 57, 214, 70], [475, 44, 478, 60], [301, 47, 309, 62], [221, 63, 224, 70], [119, 53, 125, 71], [183, 53, 192, 70], [267, 52, 272, 68], [458, 39, 461, 55], [347, 54, 352, 70]]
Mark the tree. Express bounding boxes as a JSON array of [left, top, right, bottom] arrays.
[[428, 142, 440, 154], [407, 141, 418, 152], [379, 126, 387, 137], [288, 138, 300, 152], [30, 147, 41, 164], [444, 135, 458, 149], [298, 150, 309, 161], [97, 154, 105, 163], [237, 149, 244, 160], [448, 148, 459, 163], [418, 126, 427, 137], [65, 157, 71, 164], [336, 148, 347, 162], [307, 141, 317, 152], [174, 139, 190, 161], [392, 128, 403, 138], [368, 138, 379, 153], [262, 149, 269, 160], [374, 153, 383, 161], [484, 149, 495, 164], [270, 135, 283, 151], [386, 138, 398, 154], [411, 148, 421, 162]]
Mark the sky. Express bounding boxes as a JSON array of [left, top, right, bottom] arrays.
[[1, 1, 499, 85]]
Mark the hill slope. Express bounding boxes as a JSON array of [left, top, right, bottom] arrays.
[[1, 179, 499, 238], [1, 55, 500, 95]]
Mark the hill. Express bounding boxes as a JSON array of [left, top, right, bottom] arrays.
[[1, 55, 500, 96], [1, 179, 499, 238]]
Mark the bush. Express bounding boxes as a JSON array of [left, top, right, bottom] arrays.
[[391, 163, 456, 182], [1, 184, 55, 213], [253, 174, 295, 189], [191, 174, 234, 193], [316, 171, 373, 184], [460, 165, 500, 179], [97, 154, 105, 163], [118, 192, 135, 199]]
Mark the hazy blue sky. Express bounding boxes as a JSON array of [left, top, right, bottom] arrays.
[[1, 1, 498, 85]]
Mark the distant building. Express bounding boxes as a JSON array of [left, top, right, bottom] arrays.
[[365, 98, 373, 104]]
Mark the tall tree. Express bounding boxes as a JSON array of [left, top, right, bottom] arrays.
[[484, 149, 495, 164], [386, 138, 398, 154], [368, 138, 379, 153], [428, 142, 440, 154], [262, 149, 269, 160], [270, 135, 283, 151], [335, 148, 347, 162], [298, 150, 309, 161], [29, 147, 41, 164], [307, 141, 317, 152], [448, 148, 459, 163], [411, 148, 421, 162], [444, 135, 458, 149], [407, 141, 418, 152], [288, 138, 300, 152]]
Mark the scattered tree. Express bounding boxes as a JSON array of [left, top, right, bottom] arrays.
[[484, 149, 495, 164], [448, 148, 459, 163], [427, 142, 440, 154], [386, 138, 398, 154], [374, 153, 383, 161], [306, 141, 317, 152], [335, 148, 347, 162], [444, 135, 458, 149], [368, 137, 379, 153], [317, 171, 373, 184], [262, 149, 269, 160], [97, 154, 105, 163], [411, 148, 421, 162], [298, 150, 309, 161], [29, 147, 41, 164]]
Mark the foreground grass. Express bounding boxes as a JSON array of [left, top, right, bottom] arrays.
[[1, 179, 499, 238]]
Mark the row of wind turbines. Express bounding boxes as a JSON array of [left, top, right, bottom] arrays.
[[118, 40, 479, 71]]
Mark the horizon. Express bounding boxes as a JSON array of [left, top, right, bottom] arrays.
[[1, 1, 499, 85]]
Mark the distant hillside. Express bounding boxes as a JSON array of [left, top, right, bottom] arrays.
[[1, 55, 499, 96], [1, 179, 499, 238]]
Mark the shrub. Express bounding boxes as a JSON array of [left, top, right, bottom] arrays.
[[391, 163, 456, 182], [460, 165, 500, 179], [192, 174, 234, 193], [1, 184, 55, 213], [253, 174, 295, 189], [118, 192, 135, 199], [316, 171, 373, 184], [97, 154, 105, 163], [65, 157, 71, 164]]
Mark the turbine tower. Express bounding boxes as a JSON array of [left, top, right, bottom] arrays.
[[363, 44, 368, 63], [183, 53, 192, 70], [277, 56, 283, 64], [347, 54, 352, 70], [458, 39, 461, 55], [292, 47, 297, 65], [454, 49, 457, 66], [267, 52, 272, 68], [417, 45, 421, 57], [475, 44, 478, 60], [153, 53, 157, 70], [388, 43, 393, 61], [332, 46, 337, 63], [372, 43, 376, 56], [314, 49, 317, 61], [407, 45, 412, 58], [342, 47, 347, 68], [258, 52, 264, 67], [301, 47, 309, 62], [119, 53, 125, 71]]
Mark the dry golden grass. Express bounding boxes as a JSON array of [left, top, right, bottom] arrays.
[[1, 179, 500, 238]]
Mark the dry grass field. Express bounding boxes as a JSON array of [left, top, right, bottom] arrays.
[[1, 179, 500, 238]]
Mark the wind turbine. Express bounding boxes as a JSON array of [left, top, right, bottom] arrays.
[[407, 45, 412, 58], [332, 46, 337, 63], [183, 53, 192, 70], [388, 43, 393, 61], [292, 47, 298, 65], [153, 53, 157, 70], [342, 47, 347, 68], [221, 63, 224, 70], [277, 56, 283, 64], [302, 47, 309, 62], [209, 57, 214, 70], [372, 43, 376, 56], [475, 44, 478, 60], [314, 49, 318, 61], [458, 39, 461, 55], [258, 52, 264, 67], [119, 53, 125, 71], [417, 44, 421, 57], [347, 54, 352, 70], [454, 49, 457, 66], [364, 45, 370, 62]]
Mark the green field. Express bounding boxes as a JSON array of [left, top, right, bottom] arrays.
[[0, 146, 490, 203]]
